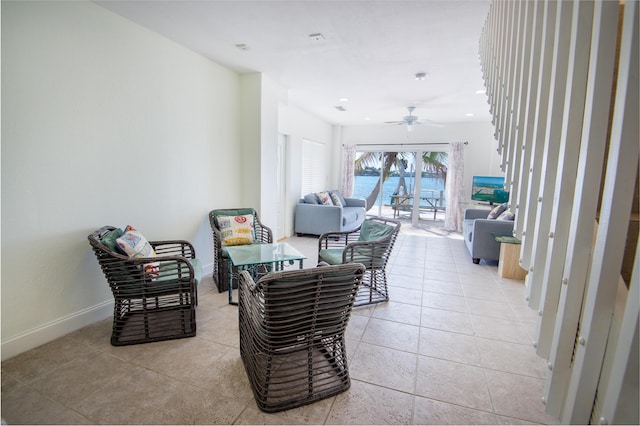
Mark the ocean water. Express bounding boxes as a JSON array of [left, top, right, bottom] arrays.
[[353, 175, 446, 207]]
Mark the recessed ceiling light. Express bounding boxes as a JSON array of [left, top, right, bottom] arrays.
[[364, 117, 371, 121], [466, 113, 474, 117], [415, 72, 427, 80], [475, 89, 486, 94], [339, 98, 349, 102]]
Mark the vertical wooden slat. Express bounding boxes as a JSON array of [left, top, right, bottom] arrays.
[[536, 0, 594, 364], [498, 1, 518, 160], [563, 1, 637, 422], [481, 2, 496, 113], [526, 0, 575, 313], [519, 0, 557, 271], [599, 239, 638, 425], [484, 2, 496, 126], [545, 0, 619, 419], [514, 0, 546, 242], [503, 1, 533, 178], [494, 0, 509, 149]]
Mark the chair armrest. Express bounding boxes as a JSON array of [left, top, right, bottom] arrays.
[[464, 208, 492, 220], [318, 228, 361, 251], [344, 197, 366, 208], [238, 271, 265, 334], [254, 218, 273, 244], [295, 203, 343, 235], [472, 219, 514, 240], [150, 240, 196, 259], [239, 270, 258, 293]]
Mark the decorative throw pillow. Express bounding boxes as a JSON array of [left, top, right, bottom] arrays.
[[330, 190, 347, 206], [304, 193, 319, 204], [101, 228, 124, 252], [115, 226, 159, 278], [330, 192, 343, 207], [217, 214, 255, 246], [315, 191, 333, 206], [497, 210, 515, 221], [487, 203, 508, 219]]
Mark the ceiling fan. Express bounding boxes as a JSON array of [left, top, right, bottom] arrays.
[[385, 106, 441, 131]]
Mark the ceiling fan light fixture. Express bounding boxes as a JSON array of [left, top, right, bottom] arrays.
[[414, 72, 427, 80]]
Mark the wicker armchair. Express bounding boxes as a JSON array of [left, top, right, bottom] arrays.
[[88, 226, 200, 346], [317, 216, 400, 306], [209, 208, 273, 293], [239, 263, 365, 413]]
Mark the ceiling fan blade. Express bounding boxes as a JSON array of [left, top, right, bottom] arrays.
[[416, 119, 444, 128]]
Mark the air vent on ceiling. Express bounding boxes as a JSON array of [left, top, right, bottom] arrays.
[[334, 105, 347, 112]]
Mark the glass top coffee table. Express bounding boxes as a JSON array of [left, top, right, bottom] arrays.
[[225, 242, 307, 305]]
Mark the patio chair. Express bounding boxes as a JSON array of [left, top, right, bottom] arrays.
[[209, 208, 273, 292], [239, 263, 365, 412], [88, 226, 200, 346], [317, 216, 400, 306]]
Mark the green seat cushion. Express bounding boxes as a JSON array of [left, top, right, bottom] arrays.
[[358, 220, 394, 242], [319, 248, 345, 265]]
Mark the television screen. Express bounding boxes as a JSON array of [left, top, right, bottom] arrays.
[[471, 176, 509, 205]]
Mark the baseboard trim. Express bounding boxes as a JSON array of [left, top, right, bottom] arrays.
[[202, 262, 213, 276], [1, 300, 114, 361]]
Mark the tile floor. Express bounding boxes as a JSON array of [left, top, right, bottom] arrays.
[[1, 222, 559, 424]]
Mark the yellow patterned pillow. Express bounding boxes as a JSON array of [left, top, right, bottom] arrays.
[[218, 214, 255, 246]]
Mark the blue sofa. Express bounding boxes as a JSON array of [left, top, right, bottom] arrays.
[[295, 190, 366, 236], [463, 207, 515, 264]]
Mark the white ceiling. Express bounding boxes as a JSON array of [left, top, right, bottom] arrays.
[[96, 0, 492, 127]]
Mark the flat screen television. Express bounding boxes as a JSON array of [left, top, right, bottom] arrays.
[[471, 176, 509, 205]]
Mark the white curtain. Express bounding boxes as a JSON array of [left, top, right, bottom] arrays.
[[444, 142, 465, 232], [341, 144, 356, 197]]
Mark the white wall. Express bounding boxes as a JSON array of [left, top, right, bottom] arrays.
[[1, 1, 243, 359], [278, 103, 335, 236], [341, 121, 501, 200]]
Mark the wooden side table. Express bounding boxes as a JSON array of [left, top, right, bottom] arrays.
[[493, 234, 527, 280]]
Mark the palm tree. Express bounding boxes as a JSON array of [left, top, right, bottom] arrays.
[[421, 151, 448, 183], [354, 151, 447, 211]]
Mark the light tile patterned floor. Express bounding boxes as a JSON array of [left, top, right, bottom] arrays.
[[1, 223, 558, 424]]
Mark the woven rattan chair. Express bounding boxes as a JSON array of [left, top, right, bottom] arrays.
[[239, 263, 365, 413], [89, 226, 200, 346], [317, 216, 400, 306], [209, 208, 273, 292]]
